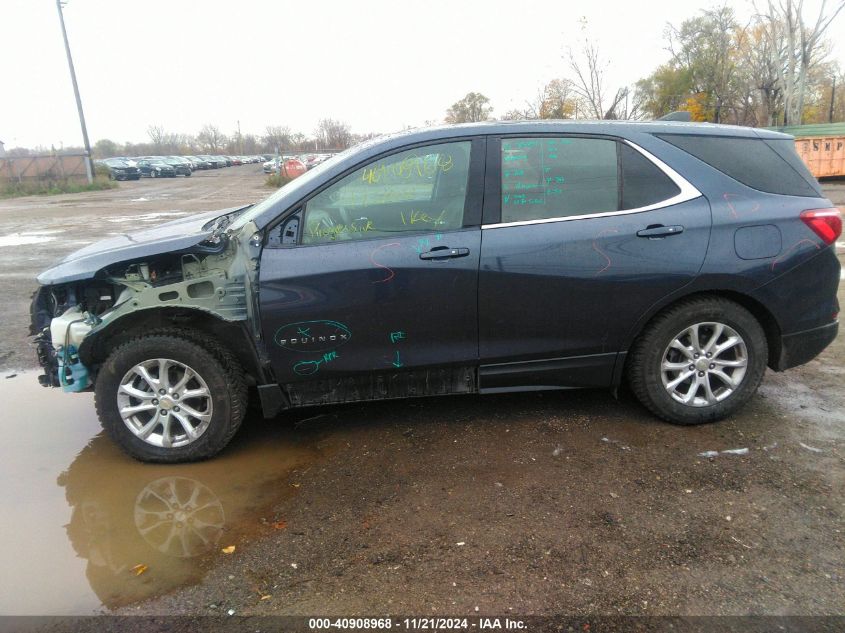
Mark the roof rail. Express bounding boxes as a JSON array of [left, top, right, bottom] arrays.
[[657, 111, 692, 122]]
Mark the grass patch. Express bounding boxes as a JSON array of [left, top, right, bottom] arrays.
[[0, 176, 117, 199], [265, 173, 295, 188]]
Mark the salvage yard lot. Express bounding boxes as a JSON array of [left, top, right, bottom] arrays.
[[0, 168, 843, 616]]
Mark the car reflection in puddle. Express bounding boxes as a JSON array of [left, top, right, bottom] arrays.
[[0, 372, 325, 614], [134, 476, 226, 559]]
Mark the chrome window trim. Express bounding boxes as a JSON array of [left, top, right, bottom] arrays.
[[482, 139, 702, 230]]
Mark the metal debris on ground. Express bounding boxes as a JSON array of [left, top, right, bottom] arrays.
[[699, 448, 749, 457], [798, 442, 824, 453]]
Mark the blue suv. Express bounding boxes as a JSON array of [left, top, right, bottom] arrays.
[[32, 121, 841, 462]]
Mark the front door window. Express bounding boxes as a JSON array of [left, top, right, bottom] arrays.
[[302, 141, 472, 244]]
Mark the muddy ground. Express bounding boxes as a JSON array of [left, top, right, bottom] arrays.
[[0, 169, 842, 618]]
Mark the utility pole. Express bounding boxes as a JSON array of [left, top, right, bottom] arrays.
[[830, 76, 837, 123], [56, 0, 93, 183]]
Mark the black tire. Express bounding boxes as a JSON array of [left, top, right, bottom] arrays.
[[628, 296, 767, 425], [95, 331, 247, 463]]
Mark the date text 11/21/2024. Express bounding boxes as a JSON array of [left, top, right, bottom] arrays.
[[307, 617, 527, 630]]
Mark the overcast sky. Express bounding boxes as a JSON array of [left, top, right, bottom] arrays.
[[2, 0, 844, 149]]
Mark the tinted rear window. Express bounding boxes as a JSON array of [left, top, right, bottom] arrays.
[[656, 134, 821, 197]]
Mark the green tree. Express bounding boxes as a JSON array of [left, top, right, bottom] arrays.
[[667, 6, 745, 123], [445, 92, 493, 123], [633, 64, 694, 120], [538, 79, 578, 119], [92, 138, 120, 158]]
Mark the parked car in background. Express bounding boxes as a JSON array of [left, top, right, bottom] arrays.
[[161, 157, 192, 177], [136, 159, 176, 178], [185, 156, 211, 170], [262, 157, 280, 173], [32, 121, 841, 463], [196, 155, 219, 169], [203, 156, 221, 168], [100, 158, 141, 181]]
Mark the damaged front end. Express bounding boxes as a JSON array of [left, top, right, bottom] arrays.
[[31, 282, 108, 390], [32, 207, 263, 392]]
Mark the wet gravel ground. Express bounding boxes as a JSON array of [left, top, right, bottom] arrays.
[[0, 165, 269, 371], [0, 172, 842, 618]]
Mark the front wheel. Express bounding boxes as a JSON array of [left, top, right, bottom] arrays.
[[628, 297, 768, 425], [95, 332, 247, 462]]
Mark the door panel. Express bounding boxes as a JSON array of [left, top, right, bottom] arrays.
[[258, 138, 485, 399], [478, 197, 712, 387], [260, 230, 481, 385]]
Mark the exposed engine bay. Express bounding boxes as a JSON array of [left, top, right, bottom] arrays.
[[31, 211, 261, 392]]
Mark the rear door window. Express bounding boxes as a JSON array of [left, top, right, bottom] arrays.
[[501, 137, 618, 222], [499, 137, 683, 223]]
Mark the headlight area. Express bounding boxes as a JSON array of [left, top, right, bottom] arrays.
[[31, 282, 120, 391]]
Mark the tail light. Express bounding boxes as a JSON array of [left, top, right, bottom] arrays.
[[800, 208, 842, 245]]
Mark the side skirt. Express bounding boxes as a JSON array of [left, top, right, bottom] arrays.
[[479, 352, 617, 391], [282, 366, 476, 408]]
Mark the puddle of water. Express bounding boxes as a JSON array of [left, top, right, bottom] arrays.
[[0, 234, 58, 247], [0, 372, 323, 615]]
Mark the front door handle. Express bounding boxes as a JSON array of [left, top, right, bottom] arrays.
[[636, 224, 684, 238], [419, 246, 470, 260]]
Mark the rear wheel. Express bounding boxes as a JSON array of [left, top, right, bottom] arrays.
[[628, 297, 768, 425], [95, 332, 247, 462], [150, 170, 157, 178]]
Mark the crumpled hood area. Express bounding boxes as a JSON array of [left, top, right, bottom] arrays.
[[37, 207, 244, 285]]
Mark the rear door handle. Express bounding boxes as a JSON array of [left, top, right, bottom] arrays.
[[419, 246, 470, 260], [636, 224, 684, 238]]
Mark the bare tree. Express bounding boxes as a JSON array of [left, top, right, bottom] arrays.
[[196, 124, 227, 153], [567, 39, 631, 119], [263, 125, 292, 153], [315, 119, 353, 149], [147, 125, 166, 150], [147, 125, 189, 154], [500, 108, 533, 120], [758, 0, 845, 124]]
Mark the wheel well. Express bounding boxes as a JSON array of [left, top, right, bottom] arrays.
[[79, 307, 266, 385], [623, 290, 783, 378]]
